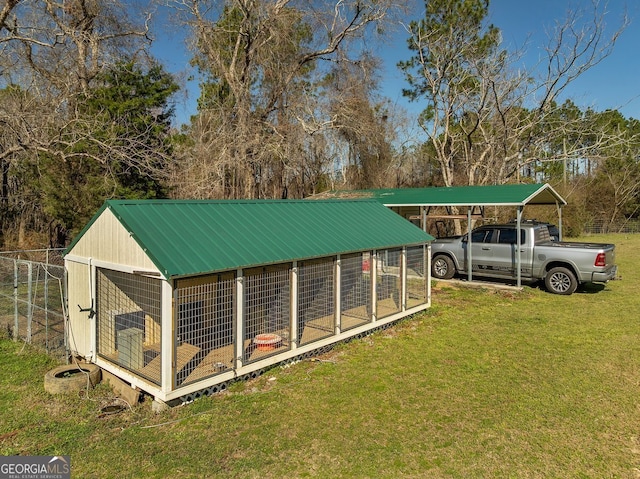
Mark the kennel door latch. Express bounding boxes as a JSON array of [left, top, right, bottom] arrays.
[[78, 301, 96, 319]]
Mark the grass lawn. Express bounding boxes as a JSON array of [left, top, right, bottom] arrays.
[[1, 233, 638, 478]]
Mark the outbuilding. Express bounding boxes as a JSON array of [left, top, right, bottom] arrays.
[[64, 199, 433, 404]]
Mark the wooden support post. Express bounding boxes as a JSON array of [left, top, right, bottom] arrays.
[[161, 280, 173, 393], [234, 271, 244, 370], [335, 257, 341, 334], [290, 263, 298, 350]]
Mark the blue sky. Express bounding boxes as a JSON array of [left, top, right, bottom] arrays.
[[152, 0, 639, 125], [487, 0, 639, 119]]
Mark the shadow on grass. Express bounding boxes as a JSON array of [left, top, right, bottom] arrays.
[[444, 274, 536, 291], [576, 282, 606, 294], [445, 274, 610, 296]]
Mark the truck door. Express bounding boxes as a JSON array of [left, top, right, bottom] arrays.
[[463, 227, 494, 273], [490, 227, 532, 277]]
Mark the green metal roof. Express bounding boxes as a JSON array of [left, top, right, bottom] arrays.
[[67, 199, 433, 279], [316, 183, 567, 207]]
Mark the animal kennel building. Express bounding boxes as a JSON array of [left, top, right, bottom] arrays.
[[64, 199, 433, 404]]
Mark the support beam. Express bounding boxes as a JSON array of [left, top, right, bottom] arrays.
[[371, 252, 377, 321], [234, 271, 244, 370], [290, 263, 298, 350], [426, 244, 432, 307], [161, 281, 173, 393], [421, 214, 484, 220], [467, 207, 473, 282], [89, 259, 97, 361], [516, 207, 523, 288], [401, 247, 407, 311], [557, 203, 563, 241], [335, 257, 341, 334]]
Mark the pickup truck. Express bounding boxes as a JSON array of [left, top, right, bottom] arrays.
[[430, 222, 617, 295]]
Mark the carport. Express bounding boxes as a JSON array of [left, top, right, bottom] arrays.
[[317, 183, 567, 287]]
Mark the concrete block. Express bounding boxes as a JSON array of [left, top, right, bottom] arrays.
[[102, 370, 141, 406], [152, 399, 169, 414]]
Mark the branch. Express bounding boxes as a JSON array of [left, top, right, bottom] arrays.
[[538, 0, 628, 110]]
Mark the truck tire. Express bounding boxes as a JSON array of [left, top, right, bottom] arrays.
[[432, 255, 456, 280], [44, 363, 101, 395], [544, 266, 578, 295]]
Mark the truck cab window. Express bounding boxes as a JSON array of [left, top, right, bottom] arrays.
[[470, 229, 492, 243], [496, 228, 525, 244]]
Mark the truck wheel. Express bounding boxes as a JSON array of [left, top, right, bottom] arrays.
[[432, 255, 455, 280], [545, 267, 578, 295]]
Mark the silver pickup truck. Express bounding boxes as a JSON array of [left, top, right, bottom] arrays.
[[430, 222, 617, 295]]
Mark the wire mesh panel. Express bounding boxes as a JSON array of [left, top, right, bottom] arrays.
[[0, 257, 13, 336], [29, 262, 66, 356], [0, 256, 66, 360], [297, 257, 335, 346], [406, 245, 427, 308], [340, 252, 372, 330], [96, 269, 162, 385], [376, 248, 402, 319], [174, 272, 235, 387], [243, 264, 291, 363], [0, 259, 30, 341]]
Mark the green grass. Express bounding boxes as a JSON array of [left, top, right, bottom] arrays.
[[1, 233, 639, 478]]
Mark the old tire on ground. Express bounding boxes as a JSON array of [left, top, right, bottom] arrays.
[[432, 255, 456, 280], [544, 266, 578, 295], [44, 363, 102, 395]]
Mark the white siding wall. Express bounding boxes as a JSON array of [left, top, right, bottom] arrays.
[[65, 260, 93, 358], [68, 209, 157, 270]]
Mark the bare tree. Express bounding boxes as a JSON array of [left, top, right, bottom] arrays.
[[169, 0, 399, 199], [400, 0, 629, 191], [0, 0, 153, 161], [323, 52, 397, 189], [0, 0, 177, 246]]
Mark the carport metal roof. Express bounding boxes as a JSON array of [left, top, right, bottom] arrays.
[[317, 183, 567, 207]]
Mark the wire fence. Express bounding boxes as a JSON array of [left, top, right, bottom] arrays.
[[582, 219, 640, 235], [0, 249, 67, 361]]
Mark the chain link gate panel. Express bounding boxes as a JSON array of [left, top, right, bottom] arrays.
[[0, 254, 67, 360]]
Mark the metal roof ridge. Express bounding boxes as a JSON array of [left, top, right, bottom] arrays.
[[105, 198, 377, 205]]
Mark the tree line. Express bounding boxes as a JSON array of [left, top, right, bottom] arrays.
[[0, 0, 637, 249]]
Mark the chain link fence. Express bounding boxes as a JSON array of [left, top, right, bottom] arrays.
[[0, 249, 68, 361]]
